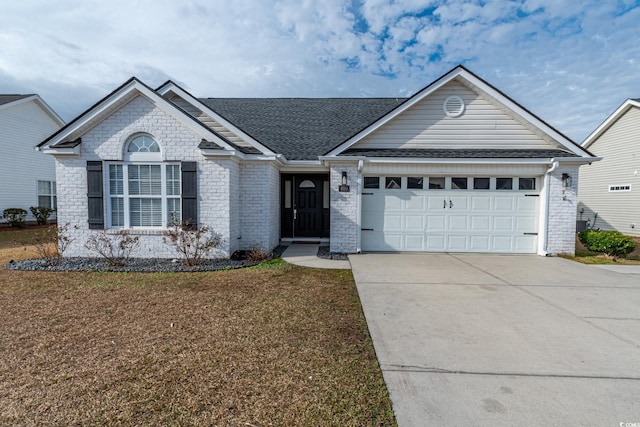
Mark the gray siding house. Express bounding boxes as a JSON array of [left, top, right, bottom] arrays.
[[38, 66, 595, 257], [0, 94, 64, 222], [578, 99, 640, 235]]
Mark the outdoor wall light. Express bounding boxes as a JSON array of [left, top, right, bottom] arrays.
[[562, 173, 572, 188], [339, 171, 350, 192]]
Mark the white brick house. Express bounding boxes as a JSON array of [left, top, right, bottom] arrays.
[[39, 66, 595, 257]]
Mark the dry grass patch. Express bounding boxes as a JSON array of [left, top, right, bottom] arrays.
[[0, 246, 395, 426]]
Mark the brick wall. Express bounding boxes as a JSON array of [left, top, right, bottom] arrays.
[[545, 165, 580, 255], [329, 163, 359, 253], [239, 162, 281, 251], [54, 95, 278, 259]]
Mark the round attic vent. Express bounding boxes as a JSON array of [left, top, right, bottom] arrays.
[[443, 95, 465, 117]]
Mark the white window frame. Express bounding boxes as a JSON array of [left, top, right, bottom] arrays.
[[37, 180, 57, 210], [608, 184, 631, 192], [106, 162, 181, 229]]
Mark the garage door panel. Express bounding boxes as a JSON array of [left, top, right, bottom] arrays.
[[494, 216, 514, 231], [406, 196, 426, 210], [515, 216, 537, 232], [427, 196, 447, 210], [469, 235, 491, 251], [426, 235, 446, 251], [361, 179, 540, 254], [470, 216, 491, 231], [494, 196, 515, 211], [384, 195, 403, 210], [404, 235, 425, 250], [405, 215, 425, 231], [449, 215, 469, 231], [448, 235, 469, 251], [427, 215, 446, 232], [515, 235, 537, 252], [492, 236, 514, 252], [384, 214, 402, 231], [517, 197, 538, 212], [471, 196, 492, 211]]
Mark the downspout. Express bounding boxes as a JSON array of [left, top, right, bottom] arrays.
[[356, 160, 364, 253], [540, 159, 559, 256]]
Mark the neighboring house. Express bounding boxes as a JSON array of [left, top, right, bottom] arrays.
[[0, 94, 65, 223], [38, 65, 595, 258], [578, 98, 639, 235]]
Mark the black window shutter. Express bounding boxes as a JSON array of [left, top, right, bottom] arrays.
[[87, 161, 104, 229], [181, 162, 198, 228]]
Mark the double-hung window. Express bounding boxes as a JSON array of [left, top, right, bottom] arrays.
[[37, 180, 57, 210], [107, 135, 181, 228]]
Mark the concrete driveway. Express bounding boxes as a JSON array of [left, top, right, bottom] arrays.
[[349, 253, 640, 426]]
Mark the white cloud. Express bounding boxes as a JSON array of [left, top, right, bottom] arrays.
[[0, 0, 638, 143]]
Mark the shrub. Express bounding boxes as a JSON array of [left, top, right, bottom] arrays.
[[29, 206, 55, 225], [578, 229, 636, 257], [3, 208, 27, 228], [18, 223, 76, 265], [163, 222, 223, 266], [247, 244, 272, 262], [85, 230, 140, 266]]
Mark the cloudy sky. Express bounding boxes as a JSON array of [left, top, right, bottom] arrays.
[[1, 0, 639, 142]]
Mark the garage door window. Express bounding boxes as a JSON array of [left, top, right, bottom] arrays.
[[451, 177, 468, 190], [496, 178, 513, 190], [429, 177, 445, 189], [473, 178, 490, 190], [407, 177, 424, 189], [386, 177, 402, 189], [364, 177, 380, 189], [519, 178, 536, 190]]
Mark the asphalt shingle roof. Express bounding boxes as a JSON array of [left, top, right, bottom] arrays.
[[198, 98, 407, 160], [0, 94, 32, 107], [340, 148, 580, 158]]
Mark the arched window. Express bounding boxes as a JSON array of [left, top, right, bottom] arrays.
[[127, 134, 160, 153]]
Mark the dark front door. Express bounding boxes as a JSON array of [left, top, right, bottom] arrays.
[[281, 174, 329, 238]]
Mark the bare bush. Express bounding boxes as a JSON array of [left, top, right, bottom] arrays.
[[163, 222, 223, 266], [85, 230, 140, 266], [21, 223, 76, 265], [247, 244, 272, 262]]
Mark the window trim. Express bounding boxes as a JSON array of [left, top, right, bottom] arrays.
[[105, 161, 181, 229], [37, 180, 57, 210]]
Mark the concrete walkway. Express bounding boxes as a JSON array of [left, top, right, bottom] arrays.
[[281, 244, 351, 269], [350, 253, 640, 426]]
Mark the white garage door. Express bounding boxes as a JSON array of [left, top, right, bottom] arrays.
[[361, 176, 540, 253]]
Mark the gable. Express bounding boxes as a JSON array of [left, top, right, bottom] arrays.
[[586, 105, 640, 158], [352, 79, 563, 151], [80, 95, 207, 161]]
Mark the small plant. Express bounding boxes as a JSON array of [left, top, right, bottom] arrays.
[[29, 206, 55, 225], [247, 243, 272, 262], [163, 221, 223, 266], [578, 229, 636, 257], [85, 230, 140, 266], [18, 223, 76, 265], [3, 208, 27, 228]]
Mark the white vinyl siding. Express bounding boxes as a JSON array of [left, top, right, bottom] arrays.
[[0, 99, 61, 219], [353, 80, 560, 151], [578, 107, 640, 236]]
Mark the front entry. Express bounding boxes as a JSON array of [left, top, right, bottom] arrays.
[[281, 174, 329, 239]]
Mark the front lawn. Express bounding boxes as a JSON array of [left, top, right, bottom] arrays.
[[0, 244, 396, 426]]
